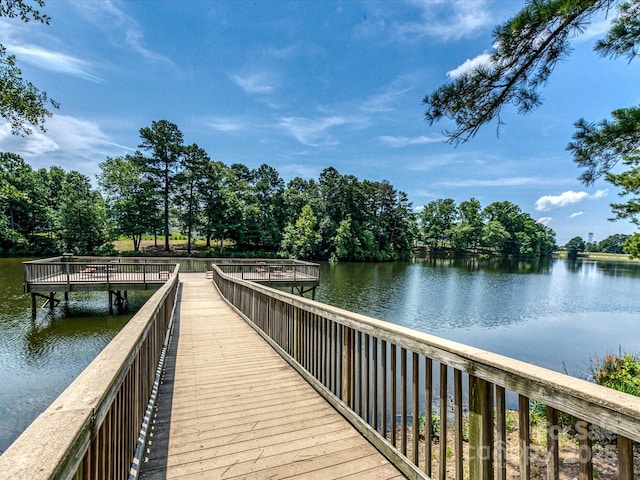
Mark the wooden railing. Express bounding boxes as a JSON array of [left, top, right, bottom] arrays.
[[211, 265, 640, 480], [0, 265, 180, 479], [23, 259, 178, 289], [214, 261, 319, 283], [42, 255, 317, 276]]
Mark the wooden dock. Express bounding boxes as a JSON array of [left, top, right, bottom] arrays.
[[22, 258, 320, 313], [139, 273, 404, 479]]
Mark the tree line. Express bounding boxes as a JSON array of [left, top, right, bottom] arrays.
[[563, 233, 640, 259], [1, 119, 559, 260], [418, 197, 556, 256]]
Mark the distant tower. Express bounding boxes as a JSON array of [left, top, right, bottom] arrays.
[[588, 232, 593, 243]]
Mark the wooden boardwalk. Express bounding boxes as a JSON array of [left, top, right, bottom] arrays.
[[139, 273, 404, 480]]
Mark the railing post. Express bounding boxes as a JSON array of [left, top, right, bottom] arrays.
[[342, 327, 353, 407], [618, 435, 633, 480], [469, 375, 494, 480], [519, 395, 530, 480]]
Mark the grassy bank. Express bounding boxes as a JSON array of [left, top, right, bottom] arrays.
[[554, 251, 640, 262]]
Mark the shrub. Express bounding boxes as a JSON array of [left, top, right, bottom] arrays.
[[591, 351, 640, 397]]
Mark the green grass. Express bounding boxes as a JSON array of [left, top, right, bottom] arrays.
[[554, 251, 640, 262]]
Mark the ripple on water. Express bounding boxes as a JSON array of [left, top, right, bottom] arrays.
[[0, 258, 150, 453]]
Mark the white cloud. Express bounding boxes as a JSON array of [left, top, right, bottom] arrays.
[[579, 17, 612, 42], [360, 85, 413, 113], [534, 189, 609, 212], [0, 123, 59, 156], [412, 189, 440, 200], [592, 189, 608, 199], [277, 115, 348, 147], [7, 44, 102, 82], [260, 45, 300, 60], [569, 211, 584, 218], [537, 217, 553, 225], [447, 52, 492, 78], [397, 0, 493, 41], [355, 0, 495, 43], [207, 118, 247, 133], [278, 163, 320, 180], [1, 116, 134, 173], [378, 135, 442, 147], [438, 177, 543, 188], [230, 72, 278, 95], [70, 0, 173, 66], [407, 153, 464, 172]]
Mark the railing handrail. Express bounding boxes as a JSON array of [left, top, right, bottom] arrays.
[[211, 265, 640, 438], [210, 264, 640, 479], [0, 264, 180, 479], [22, 257, 319, 277]]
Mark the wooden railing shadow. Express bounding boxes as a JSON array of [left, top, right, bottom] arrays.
[[136, 285, 182, 478]]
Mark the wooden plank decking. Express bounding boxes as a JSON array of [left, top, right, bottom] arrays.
[[139, 273, 404, 480]]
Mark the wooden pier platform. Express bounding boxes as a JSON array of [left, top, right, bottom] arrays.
[[139, 273, 403, 480]]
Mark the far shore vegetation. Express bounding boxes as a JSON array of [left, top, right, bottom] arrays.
[[2, 119, 559, 262], [2, 140, 638, 262]]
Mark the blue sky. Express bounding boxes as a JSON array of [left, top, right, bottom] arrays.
[[1, 0, 639, 245]]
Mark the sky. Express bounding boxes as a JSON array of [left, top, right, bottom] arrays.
[[1, 0, 639, 245]]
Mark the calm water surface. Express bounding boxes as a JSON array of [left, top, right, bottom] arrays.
[[1, 256, 639, 453], [0, 258, 152, 454], [316, 257, 640, 376]]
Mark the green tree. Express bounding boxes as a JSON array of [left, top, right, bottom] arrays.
[[455, 198, 484, 250], [482, 201, 525, 254], [332, 215, 362, 261], [35, 165, 67, 240], [284, 177, 320, 223], [481, 220, 511, 252], [279, 204, 322, 259], [569, 106, 640, 225], [200, 161, 242, 251], [419, 198, 457, 249], [598, 233, 630, 253], [371, 180, 397, 255], [565, 235, 586, 260], [136, 120, 185, 251], [0, 152, 32, 249], [98, 155, 160, 252], [236, 163, 285, 250], [423, 0, 640, 227], [535, 223, 557, 255], [0, 152, 58, 253], [0, 176, 27, 248], [56, 171, 110, 254], [176, 144, 209, 254], [252, 164, 286, 249], [623, 233, 640, 258], [389, 191, 417, 260], [423, 0, 634, 144], [317, 167, 347, 255], [1, 0, 59, 135]]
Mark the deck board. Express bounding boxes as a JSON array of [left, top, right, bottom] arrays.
[[139, 273, 404, 480]]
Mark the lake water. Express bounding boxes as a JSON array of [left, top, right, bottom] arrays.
[[0, 258, 152, 454], [1, 256, 639, 454], [316, 257, 640, 376]]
